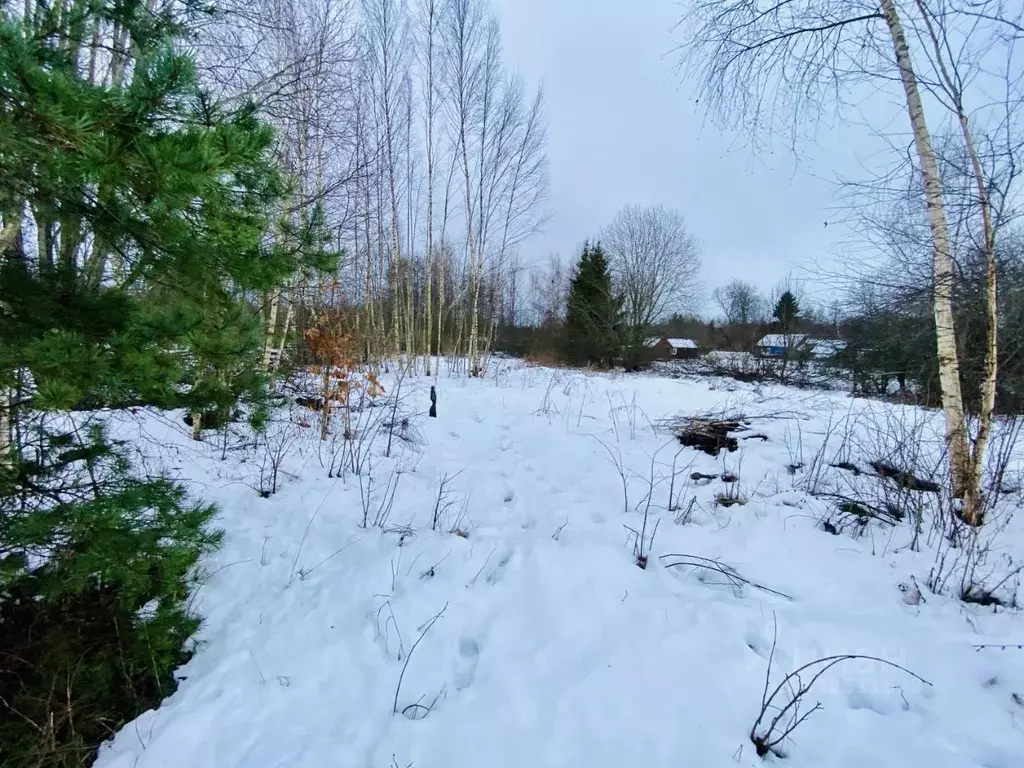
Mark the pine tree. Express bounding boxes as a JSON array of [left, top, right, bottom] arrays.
[[771, 290, 802, 381], [773, 291, 800, 332], [0, 3, 330, 764], [564, 243, 623, 367]]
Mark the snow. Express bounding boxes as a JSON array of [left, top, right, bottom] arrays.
[[96, 361, 1024, 768]]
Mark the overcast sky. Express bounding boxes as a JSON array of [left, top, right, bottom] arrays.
[[493, 0, 874, 309]]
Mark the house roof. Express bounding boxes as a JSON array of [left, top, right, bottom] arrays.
[[665, 338, 698, 349], [757, 334, 808, 348], [645, 337, 699, 349], [808, 339, 847, 356]]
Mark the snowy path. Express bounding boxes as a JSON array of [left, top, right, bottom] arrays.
[[98, 365, 1024, 768]]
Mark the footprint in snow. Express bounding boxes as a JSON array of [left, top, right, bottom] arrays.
[[485, 547, 514, 585], [743, 629, 771, 660], [845, 687, 899, 716], [454, 637, 481, 691]]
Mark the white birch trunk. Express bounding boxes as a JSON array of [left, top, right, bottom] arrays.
[[0, 385, 11, 467], [262, 288, 281, 371], [423, 3, 436, 376], [881, 0, 971, 502], [912, 0, 999, 525], [273, 297, 295, 372], [436, 258, 444, 375]]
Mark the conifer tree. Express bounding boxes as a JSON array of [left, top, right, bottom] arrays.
[[771, 290, 801, 381], [773, 290, 801, 333], [0, 3, 333, 764], [564, 243, 623, 367]]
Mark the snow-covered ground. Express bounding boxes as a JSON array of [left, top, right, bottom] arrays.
[[97, 361, 1024, 768]]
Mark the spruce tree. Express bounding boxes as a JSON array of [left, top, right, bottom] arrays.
[[564, 243, 622, 367], [0, 3, 331, 764], [771, 290, 802, 381], [773, 291, 800, 332]]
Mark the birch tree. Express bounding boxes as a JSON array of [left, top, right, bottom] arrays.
[[364, 0, 411, 365], [416, 0, 443, 374], [198, 0, 359, 371], [677, 0, 1022, 525], [442, 0, 485, 373], [187, 0, 547, 379]]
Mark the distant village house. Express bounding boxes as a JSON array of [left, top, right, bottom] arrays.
[[645, 337, 701, 360], [756, 334, 845, 359]]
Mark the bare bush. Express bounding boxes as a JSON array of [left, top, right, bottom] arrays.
[[803, 406, 943, 544], [384, 370, 411, 458], [534, 372, 563, 421], [359, 460, 401, 529], [750, 622, 931, 759], [323, 384, 411, 480], [927, 418, 1024, 606], [929, 499, 1022, 608], [605, 390, 652, 441], [587, 436, 629, 516], [702, 351, 773, 383], [431, 471, 463, 531], [666, 446, 698, 514], [253, 417, 302, 497], [627, 446, 665, 569], [673, 497, 697, 525]]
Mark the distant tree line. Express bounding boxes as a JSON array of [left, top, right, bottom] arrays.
[[492, 204, 703, 369], [837, 242, 1024, 414]]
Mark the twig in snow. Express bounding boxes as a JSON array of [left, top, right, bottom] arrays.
[[674, 497, 697, 525], [298, 536, 360, 580], [186, 558, 253, 612], [374, 599, 405, 660], [659, 553, 793, 600], [534, 373, 561, 420], [249, 649, 266, 684], [385, 368, 408, 458], [419, 550, 451, 580], [402, 692, 442, 720], [588, 435, 630, 516], [552, 520, 569, 541], [973, 642, 1024, 651], [288, 486, 332, 584], [393, 603, 448, 716], [470, 545, 498, 585], [667, 447, 698, 513], [631, 441, 675, 567]]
